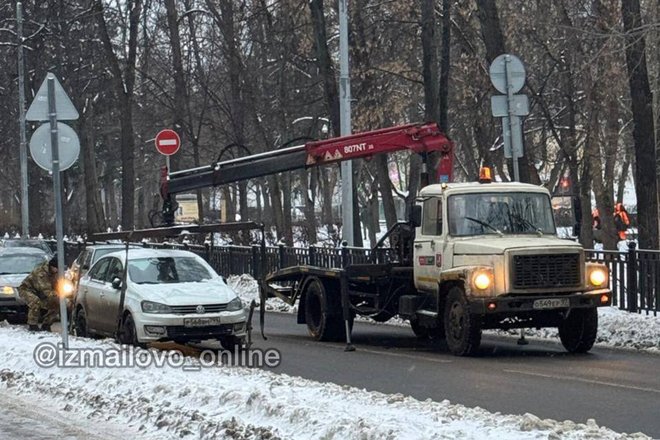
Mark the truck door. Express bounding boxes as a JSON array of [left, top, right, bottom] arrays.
[[414, 197, 444, 292]]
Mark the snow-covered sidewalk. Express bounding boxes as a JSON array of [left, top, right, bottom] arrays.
[[0, 324, 650, 439], [229, 274, 660, 353]]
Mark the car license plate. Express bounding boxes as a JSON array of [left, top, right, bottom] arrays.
[[183, 317, 222, 327], [533, 298, 570, 310]]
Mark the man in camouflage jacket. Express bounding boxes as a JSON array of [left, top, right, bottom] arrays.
[[18, 255, 59, 331]]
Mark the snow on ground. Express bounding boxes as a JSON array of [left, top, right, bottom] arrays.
[[0, 324, 650, 440], [228, 275, 660, 353]]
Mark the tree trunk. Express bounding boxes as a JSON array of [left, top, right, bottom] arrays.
[[438, 0, 451, 133], [374, 155, 397, 229], [309, 0, 341, 136], [164, 0, 186, 173], [621, 0, 659, 249], [94, 0, 141, 230], [300, 169, 318, 244], [79, 99, 106, 234]]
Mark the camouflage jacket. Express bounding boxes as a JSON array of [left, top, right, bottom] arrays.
[[18, 262, 56, 300]]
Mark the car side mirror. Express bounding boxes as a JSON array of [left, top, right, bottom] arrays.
[[111, 277, 122, 290], [411, 205, 422, 228]]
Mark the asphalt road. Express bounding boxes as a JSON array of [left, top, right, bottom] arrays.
[[246, 312, 660, 438]]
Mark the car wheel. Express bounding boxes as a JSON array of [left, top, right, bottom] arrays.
[[559, 308, 598, 353], [443, 286, 482, 356], [74, 307, 89, 337], [120, 313, 144, 348]]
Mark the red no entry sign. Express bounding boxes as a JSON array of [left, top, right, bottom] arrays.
[[154, 129, 181, 156]]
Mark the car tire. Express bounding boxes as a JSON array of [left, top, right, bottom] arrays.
[[559, 308, 598, 353], [74, 307, 89, 338], [120, 313, 144, 348], [443, 286, 482, 356], [304, 278, 349, 342]]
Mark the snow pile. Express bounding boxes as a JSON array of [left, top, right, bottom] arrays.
[[229, 274, 296, 313], [229, 275, 660, 353], [0, 326, 650, 439]]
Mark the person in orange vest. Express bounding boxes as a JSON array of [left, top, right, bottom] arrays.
[[613, 203, 631, 241], [592, 208, 601, 230]]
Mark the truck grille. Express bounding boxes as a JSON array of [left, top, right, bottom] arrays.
[[512, 253, 581, 289]]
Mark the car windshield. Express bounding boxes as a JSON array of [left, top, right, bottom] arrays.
[[0, 255, 46, 274], [128, 257, 213, 284], [448, 192, 556, 236]]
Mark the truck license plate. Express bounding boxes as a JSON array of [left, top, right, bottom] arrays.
[[533, 298, 570, 310], [183, 317, 222, 327]]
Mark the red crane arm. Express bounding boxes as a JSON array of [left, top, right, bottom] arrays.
[[304, 122, 452, 165], [166, 122, 452, 195]]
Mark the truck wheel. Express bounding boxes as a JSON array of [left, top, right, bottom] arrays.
[[443, 286, 481, 356], [304, 278, 345, 342], [559, 308, 598, 353]]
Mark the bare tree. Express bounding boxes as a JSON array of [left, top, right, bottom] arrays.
[[621, 0, 659, 249]]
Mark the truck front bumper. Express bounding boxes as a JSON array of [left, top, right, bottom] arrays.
[[469, 289, 611, 314]]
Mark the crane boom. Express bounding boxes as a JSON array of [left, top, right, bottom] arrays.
[[166, 122, 452, 194], [160, 122, 453, 224]]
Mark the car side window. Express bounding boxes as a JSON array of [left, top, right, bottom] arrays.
[[105, 258, 124, 283], [422, 197, 443, 236], [88, 258, 111, 281], [83, 251, 93, 270]]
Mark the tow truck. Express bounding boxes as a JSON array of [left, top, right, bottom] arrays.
[[160, 122, 611, 356]]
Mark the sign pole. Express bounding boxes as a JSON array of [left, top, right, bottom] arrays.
[[504, 55, 520, 182], [339, 0, 353, 246], [17, 2, 29, 237], [47, 75, 68, 349]]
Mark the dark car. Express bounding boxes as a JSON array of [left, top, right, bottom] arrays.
[[0, 247, 50, 323], [2, 239, 53, 256]]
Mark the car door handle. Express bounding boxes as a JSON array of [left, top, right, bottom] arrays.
[[414, 243, 423, 248]]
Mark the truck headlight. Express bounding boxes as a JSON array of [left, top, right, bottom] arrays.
[[226, 297, 243, 311], [141, 301, 172, 314], [589, 268, 607, 287], [472, 270, 493, 291]]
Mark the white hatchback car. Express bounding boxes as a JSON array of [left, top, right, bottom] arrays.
[[74, 249, 247, 349]]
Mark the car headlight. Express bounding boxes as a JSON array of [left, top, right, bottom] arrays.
[[589, 268, 608, 287], [141, 301, 173, 314], [472, 270, 493, 291], [226, 297, 243, 311], [57, 279, 75, 297], [1, 286, 16, 296]]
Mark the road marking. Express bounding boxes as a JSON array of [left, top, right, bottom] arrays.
[[504, 369, 660, 394]]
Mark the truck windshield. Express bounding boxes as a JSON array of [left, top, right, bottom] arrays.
[[448, 192, 556, 236]]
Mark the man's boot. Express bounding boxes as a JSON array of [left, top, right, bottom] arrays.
[[28, 324, 40, 332]]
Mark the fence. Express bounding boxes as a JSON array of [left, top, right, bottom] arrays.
[[53, 240, 657, 315]]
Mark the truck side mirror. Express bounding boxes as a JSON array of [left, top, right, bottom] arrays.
[[411, 205, 422, 227]]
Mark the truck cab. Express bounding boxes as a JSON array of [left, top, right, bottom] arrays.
[[411, 179, 611, 355]]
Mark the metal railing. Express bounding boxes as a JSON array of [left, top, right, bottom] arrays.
[[52, 240, 658, 315]]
